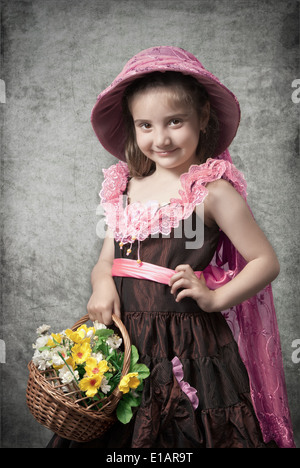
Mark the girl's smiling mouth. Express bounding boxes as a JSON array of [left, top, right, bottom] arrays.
[[153, 148, 178, 156]]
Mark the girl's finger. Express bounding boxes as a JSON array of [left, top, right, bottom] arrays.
[[113, 299, 121, 318], [169, 265, 195, 286], [199, 273, 207, 285], [169, 270, 185, 286], [175, 288, 195, 303], [102, 310, 113, 326], [170, 277, 191, 294], [174, 264, 193, 273]]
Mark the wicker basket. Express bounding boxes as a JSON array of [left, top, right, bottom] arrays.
[[26, 314, 131, 443]]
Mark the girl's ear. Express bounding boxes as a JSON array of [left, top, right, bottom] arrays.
[[200, 101, 210, 131]]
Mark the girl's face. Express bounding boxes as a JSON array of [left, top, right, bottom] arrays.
[[129, 87, 209, 173]]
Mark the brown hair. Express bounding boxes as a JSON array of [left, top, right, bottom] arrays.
[[122, 71, 219, 177]]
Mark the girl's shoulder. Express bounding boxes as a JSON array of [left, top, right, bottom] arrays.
[[190, 159, 248, 228], [180, 158, 247, 201], [99, 161, 130, 203]]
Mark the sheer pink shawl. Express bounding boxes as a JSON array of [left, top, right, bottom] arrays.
[[211, 150, 295, 448]]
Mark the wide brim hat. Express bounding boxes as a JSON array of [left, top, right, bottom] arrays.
[[91, 46, 240, 161]]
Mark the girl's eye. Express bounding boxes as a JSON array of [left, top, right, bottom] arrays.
[[169, 119, 181, 126], [140, 123, 151, 130]]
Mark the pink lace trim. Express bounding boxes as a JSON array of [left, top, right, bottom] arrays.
[[99, 158, 247, 245]]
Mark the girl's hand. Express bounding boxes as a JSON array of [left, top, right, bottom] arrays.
[[169, 264, 216, 313], [87, 275, 121, 325]]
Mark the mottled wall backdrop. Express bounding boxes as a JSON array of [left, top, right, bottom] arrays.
[[0, 0, 299, 448]]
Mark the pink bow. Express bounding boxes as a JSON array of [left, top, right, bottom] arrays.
[[171, 357, 199, 410]]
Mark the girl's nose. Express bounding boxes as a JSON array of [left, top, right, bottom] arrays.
[[154, 128, 172, 148]]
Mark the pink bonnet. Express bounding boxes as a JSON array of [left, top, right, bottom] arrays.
[[91, 46, 241, 160]]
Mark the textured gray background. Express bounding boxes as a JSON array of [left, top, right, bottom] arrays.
[[0, 0, 299, 448]]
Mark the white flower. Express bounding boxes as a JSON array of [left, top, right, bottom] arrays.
[[91, 352, 104, 362], [36, 324, 51, 335], [94, 321, 107, 331], [32, 335, 50, 350], [87, 329, 95, 339], [100, 376, 111, 394], [106, 334, 122, 351], [50, 348, 66, 367], [59, 365, 79, 385], [32, 349, 53, 370]]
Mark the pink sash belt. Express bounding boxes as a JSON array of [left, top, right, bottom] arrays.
[[111, 258, 235, 290]]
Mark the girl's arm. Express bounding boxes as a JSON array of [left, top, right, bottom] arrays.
[[170, 179, 280, 312], [87, 230, 121, 324]]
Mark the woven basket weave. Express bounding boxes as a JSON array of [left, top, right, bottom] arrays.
[[26, 314, 131, 442]]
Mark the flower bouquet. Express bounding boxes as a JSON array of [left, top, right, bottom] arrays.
[[26, 314, 149, 442]]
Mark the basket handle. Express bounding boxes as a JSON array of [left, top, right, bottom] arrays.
[[71, 314, 131, 379]]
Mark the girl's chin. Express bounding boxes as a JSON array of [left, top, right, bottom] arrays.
[[148, 153, 198, 170]]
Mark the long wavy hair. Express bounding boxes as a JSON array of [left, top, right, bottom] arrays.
[[122, 71, 219, 177]]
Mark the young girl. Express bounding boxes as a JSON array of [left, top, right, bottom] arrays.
[[48, 47, 295, 448]]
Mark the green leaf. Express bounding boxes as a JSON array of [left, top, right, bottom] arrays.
[[123, 392, 141, 408], [104, 372, 113, 380], [108, 370, 122, 392], [95, 329, 114, 339], [92, 341, 109, 355], [116, 399, 133, 424], [129, 345, 139, 371], [38, 346, 51, 352], [76, 364, 86, 379], [131, 363, 150, 380], [107, 351, 124, 372]]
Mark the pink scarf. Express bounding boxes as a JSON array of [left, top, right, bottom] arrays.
[[213, 150, 295, 448]]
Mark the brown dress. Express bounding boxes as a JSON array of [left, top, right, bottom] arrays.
[[47, 214, 277, 448]]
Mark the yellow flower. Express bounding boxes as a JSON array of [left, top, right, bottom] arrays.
[[71, 341, 91, 365], [118, 372, 140, 394], [79, 374, 103, 398], [65, 355, 76, 370], [65, 328, 87, 344], [47, 333, 62, 348], [54, 355, 77, 372], [85, 358, 109, 376], [78, 324, 95, 335], [65, 325, 95, 344]]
